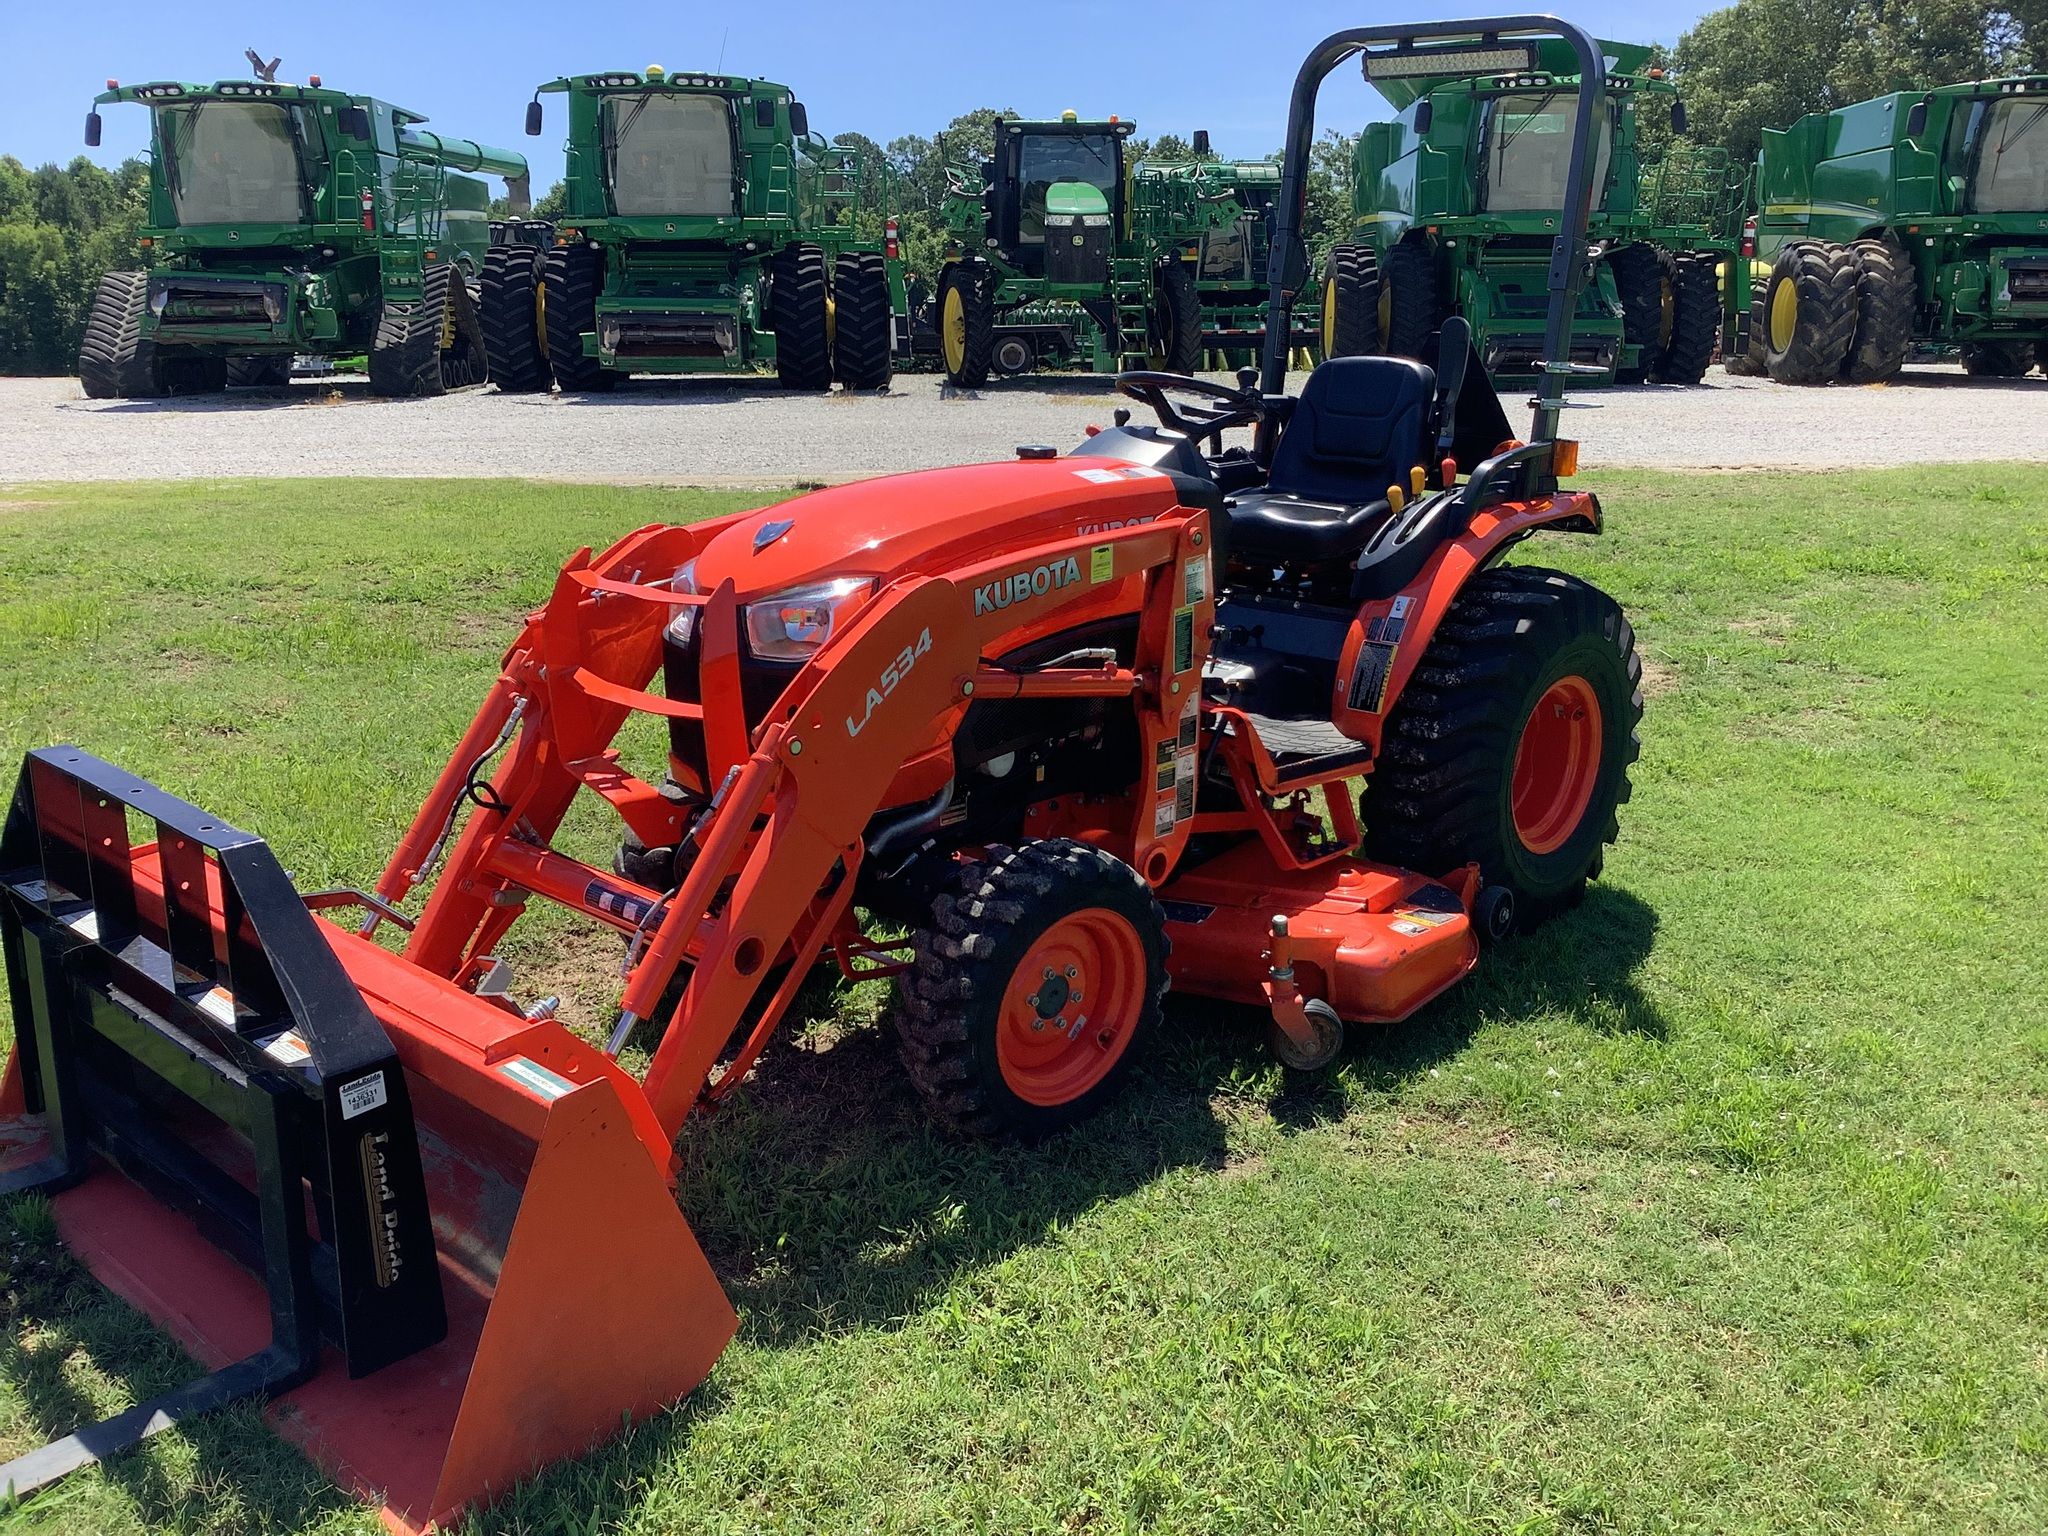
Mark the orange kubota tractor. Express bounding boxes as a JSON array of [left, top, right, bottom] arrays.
[[0, 16, 1635, 1528]]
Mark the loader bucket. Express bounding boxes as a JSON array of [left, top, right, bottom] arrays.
[[0, 748, 736, 1529]]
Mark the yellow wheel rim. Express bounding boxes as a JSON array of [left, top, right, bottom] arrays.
[[1377, 282, 1393, 350], [533, 272, 549, 362], [942, 284, 967, 375], [826, 291, 837, 354], [1321, 274, 1338, 356], [1769, 275, 1799, 353]]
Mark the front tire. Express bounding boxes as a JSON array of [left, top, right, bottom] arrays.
[[894, 840, 1167, 1139], [1653, 255, 1721, 386], [1608, 242, 1673, 384], [1722, 277, 1770, 377], [482, 244, 550, 393], [1763, 241, 1858, 386], [830, 250, 893, 390], [937, 264, 995, 387], [368, 264, 484, 398], [1363, 567, 1643, 927], [225, 355, 292, 388], [1148, 261, 1204, 374], [78, 270, 165, 399], [1842, 238, 1914, 385], [771, 243, 833, 391], [1377, 239, 1441, 360], [1321, 243, 1381, 359], [542, 243, 614, 393]]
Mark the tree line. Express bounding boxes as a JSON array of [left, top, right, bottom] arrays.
[[3, 0, 2041, 374]]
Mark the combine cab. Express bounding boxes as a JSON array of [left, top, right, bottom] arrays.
[[1325, 39, 1744, 385], [486, 69, 905, 393], [78, 68, 530, 399], [6, 16, 1643, 1526]]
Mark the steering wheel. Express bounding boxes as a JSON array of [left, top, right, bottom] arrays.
[[1115, 370, 1267, 441]]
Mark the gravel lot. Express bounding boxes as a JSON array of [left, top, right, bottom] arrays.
[[3, 364, 2044, 484]]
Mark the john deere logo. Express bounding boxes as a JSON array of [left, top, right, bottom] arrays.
[[974, 556, 1082, 616]]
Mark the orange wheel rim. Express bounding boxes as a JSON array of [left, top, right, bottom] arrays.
[[1511, 676, 1603, 855], [996, 910, 1145, 1107]]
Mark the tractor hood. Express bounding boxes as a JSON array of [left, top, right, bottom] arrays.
[[688, 459, 1187, 602]]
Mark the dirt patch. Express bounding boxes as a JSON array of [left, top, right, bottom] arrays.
[[1639, 658, 1680, 697], [0, 500, 59, 514]]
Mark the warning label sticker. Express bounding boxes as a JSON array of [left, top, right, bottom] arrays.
[[500, 1056, 578, 1103], [1090, 544, 1115, 583], [1154, 800, 1178, 837], [1184, 555, 1209, 606], [260, 1030, 311, 1066], [338, 1071, 389, 1121]]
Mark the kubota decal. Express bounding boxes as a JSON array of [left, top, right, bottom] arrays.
[[846, 627, 934, 737], [973, 557, 1082, 616], [1077, 512, 1161, 536]]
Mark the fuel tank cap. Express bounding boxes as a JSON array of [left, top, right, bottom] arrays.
[[1015, 444, 1058, 460]]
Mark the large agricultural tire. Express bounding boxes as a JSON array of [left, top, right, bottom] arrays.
[[368, 264, 485, 398], [830, 250, 893, 391], [481, 244, 550, 393], [1959, 339, 2035, 378], [225, 355, 293, 389], [542, 243, 615, 393], [936, 264, 995, 388], [1147, 261, 1204, 374], [1722, 277, 1770, 377], [1377, 239, 1442, 361], [1320, 243, 1381, 359], [1842, 238, 1915, 385], [1608, 242, 1673, 384], [1362, 566, 1643, 929], [1763, 241, 1859, 386], [770, 243, 833, 391], [77, 270, 167, 399], [894, 840, 1167, 1141], [1653, 255, 1721, 386]]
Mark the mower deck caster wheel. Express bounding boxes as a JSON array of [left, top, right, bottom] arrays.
[[1269, 999, 1344, 1073], [1475, 886, 1516, 946]]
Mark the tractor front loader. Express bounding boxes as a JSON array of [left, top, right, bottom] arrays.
[[78, 68, 530, 399], [3, 15, 1641, 1524]]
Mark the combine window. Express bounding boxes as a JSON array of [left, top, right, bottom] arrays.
[[604, 93, 737, 218], [1016, 132, 1120, 244], [156, 101, 315, 225], [1966, 97, 2048, 213], [1480, 92, 1614, 214]]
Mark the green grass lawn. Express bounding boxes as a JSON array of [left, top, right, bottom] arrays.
[[0, 469, 2044, 1534]]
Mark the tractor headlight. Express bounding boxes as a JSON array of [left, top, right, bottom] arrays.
[[149, 287, 169, 316], [262, 291, 283, 322], [742, 577, 875, 662], [662, 561, 698, 646]]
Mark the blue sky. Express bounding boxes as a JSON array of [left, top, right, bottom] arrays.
[[6, 0, 1713, 179]]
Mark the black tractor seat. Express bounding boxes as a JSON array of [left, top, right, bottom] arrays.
[[1225, 356, 1436, 566]]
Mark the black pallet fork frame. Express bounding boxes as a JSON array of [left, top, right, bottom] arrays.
[[0, 747, 445, 1498]]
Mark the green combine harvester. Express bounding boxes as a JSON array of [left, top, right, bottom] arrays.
[[934, 112, 1205, 384], [1130, 142, 1321, 367], [489, 67, 901, 393], [1324, 39, 1743, 385], [79, 64, 529, 398], [1731, 74, 2048, 384]]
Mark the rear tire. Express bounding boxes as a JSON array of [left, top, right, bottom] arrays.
[[368, 264, 483, 398], [225, 355, 292, 389], [936, 263, 995, 387], [771, 243, 833, 391], [1321, 243, 1381, 359], [1362, 566, 1643, 927], [1378, 239, 1441, 361], [830, 250, 893, 390], [1763, 241, 1858, 386], [1608, 242, 1672, 384], [1842, 238, 1914, 384], [1148, 261, 1204, 374], [542, 243, 614, 393], [1653, 255, 1721, 386], [894, 840, 1167, 1140], [1722, 277, 1770, 376], [77, 270, 165, 399], [481, 244, 550, 393], [1960, 339, 2035, 378]]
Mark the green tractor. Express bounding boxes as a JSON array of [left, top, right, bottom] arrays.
[[1732, 75, 2048, 384], [1324, 39, 1742, 386], [934, 113, 1206, 385], [79, 68, 529, 399], [1130, 144, 1322, 368], [491, 68, 902, 393]]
